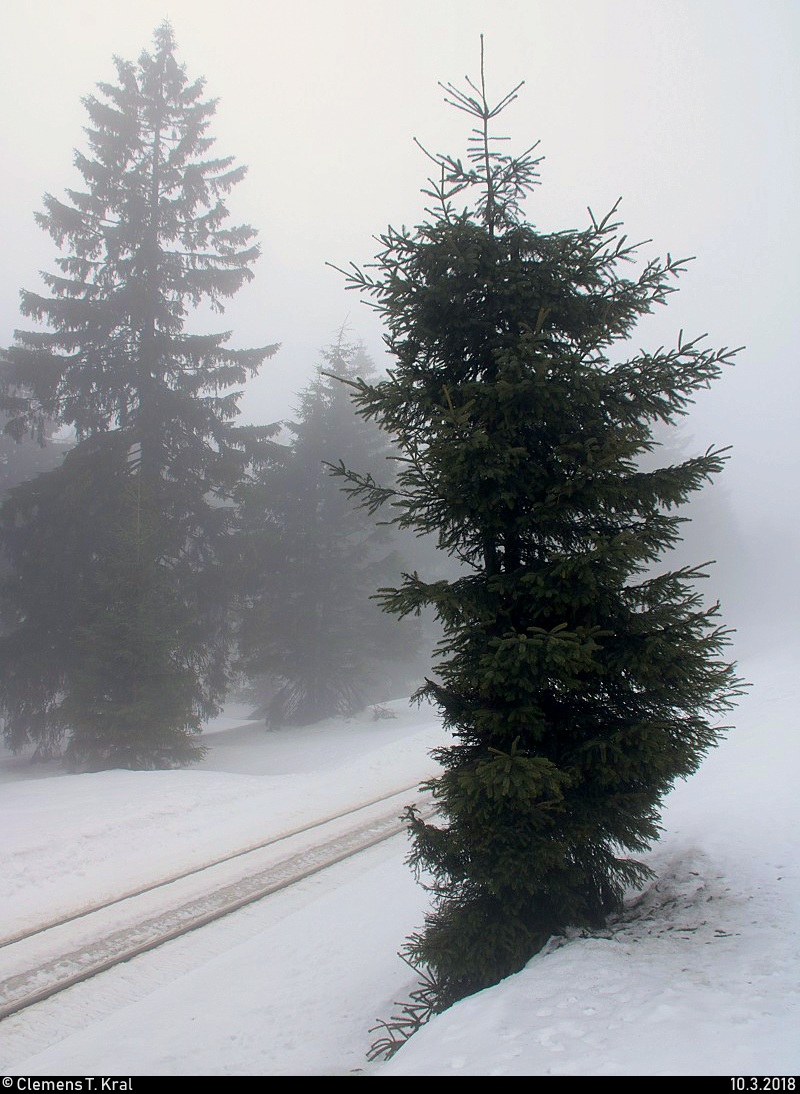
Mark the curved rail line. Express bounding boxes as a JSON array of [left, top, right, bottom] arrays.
[[0, 783, 434, 1023]]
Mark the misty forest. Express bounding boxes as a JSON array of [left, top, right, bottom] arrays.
[[0, 23, 747, 1030], [0, 25, 427, 771]]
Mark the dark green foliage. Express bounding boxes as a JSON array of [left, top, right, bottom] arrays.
[[337, 48, 744, 1011], [237, 335, 417, 726], [0, 24, 277, 768]]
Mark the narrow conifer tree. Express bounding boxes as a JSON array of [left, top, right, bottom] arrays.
[[0, 352, 67, 497], [0, 24, 277, 768], [335, 47, 744, 1011], [237, 335, 416, 726]]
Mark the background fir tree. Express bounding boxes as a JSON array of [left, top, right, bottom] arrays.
[[236, 334, 419, 727], [0, 357, 69, 557], [0, 356, 68, 498], [0, 24, 277, 769], [335, 46, 744, 1013]]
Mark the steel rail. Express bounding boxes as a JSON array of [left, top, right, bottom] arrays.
[[0, 779, 427, 950], [0, 789, 434, 1023]]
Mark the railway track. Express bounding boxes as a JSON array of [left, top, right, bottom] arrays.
[[0, 782, 432, 1022]]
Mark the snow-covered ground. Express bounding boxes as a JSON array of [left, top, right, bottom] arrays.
[[1, 648, 797, 1076]]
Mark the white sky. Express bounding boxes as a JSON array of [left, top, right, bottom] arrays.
[[1, 0, 798, 619]]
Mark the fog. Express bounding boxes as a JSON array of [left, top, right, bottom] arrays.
[[1, 0, 797, 650]]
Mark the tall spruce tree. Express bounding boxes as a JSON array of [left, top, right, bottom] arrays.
[[0, 353, 68, 499], [0, 24, 277, 768], [336, 48, 743, 1012], [237, 334, 417, 726]]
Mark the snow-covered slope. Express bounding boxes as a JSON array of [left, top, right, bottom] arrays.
[[1, 651, 797, 1075]]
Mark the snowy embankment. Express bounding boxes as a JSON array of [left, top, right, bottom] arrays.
[[383, 649, 800, 1075], [1, 650, 797, 1076]]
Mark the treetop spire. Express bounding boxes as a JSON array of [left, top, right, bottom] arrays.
[[412, 35, 542, 232]]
